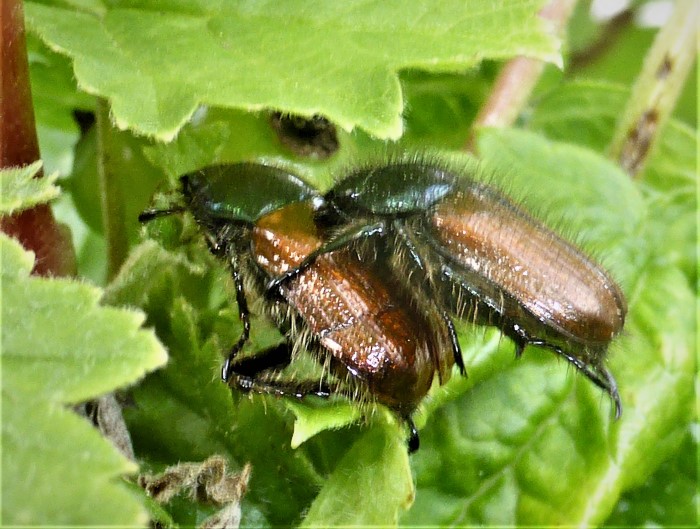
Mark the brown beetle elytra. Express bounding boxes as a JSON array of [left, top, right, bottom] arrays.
[[250, 201, 453, 421], [427, 183, 627, 346], [418, 182, 625, 415]]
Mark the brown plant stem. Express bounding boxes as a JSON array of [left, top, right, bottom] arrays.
[[464, 0, 577, 153], [0, 0, 76, 276], [569, 9, 634, 72]]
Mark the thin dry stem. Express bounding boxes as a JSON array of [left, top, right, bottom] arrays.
[[465, 0, 577, 152], [607, 0, 699, 177]]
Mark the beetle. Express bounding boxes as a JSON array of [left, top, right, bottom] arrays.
[[266, 158, 626, 417], [141, 162, 320, 374], [141, 162, 455, 451]]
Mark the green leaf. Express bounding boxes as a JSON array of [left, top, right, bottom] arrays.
[[0, 161, 59, 214], [106, 239, 325, 526], [287, 399, 363, 448], [27, 33, 94, 177], [25, 0, 560, 140], [2, 399, 142, 526], [604, 423, 698, 527], [301, 419, 414, 527], [0, 234, 168, 525], [641, 120, 697, 282], [611, 264, 695, 489], [399, 70, 492, 148], [529, 79, 629, 151]]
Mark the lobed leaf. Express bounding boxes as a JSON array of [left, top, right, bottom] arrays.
[[301, 419, 414, 527], [0, 161, 59, 215], [25, 0, 560, 140], [0, 234, 168, 525], [26, 33, 95, 177]]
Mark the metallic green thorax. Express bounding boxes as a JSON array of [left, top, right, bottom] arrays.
[[182, 163, 318, 225], [324, 162, 457, 217]]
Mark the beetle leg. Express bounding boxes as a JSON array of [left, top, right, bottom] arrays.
[[507, 325, 529, 358], [221, 256, 252, 381], [527, 339, 622, 418], [225, 342, 292, 376], [137, 206, 186, 223], [230, 374, 334, 399], [231, 376, 335, 399], [215, 234, 253, 382], [600, 366, 622, 419], [405, 416, 420, 453], [226, 342, 336, 399], [573, 360, 622, 419], [490, 317, 621, 414], [440, 309, 466, 376], [264, 220, 387, 296]]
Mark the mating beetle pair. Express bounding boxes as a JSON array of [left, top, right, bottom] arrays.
[[142, 159, 626, 451]]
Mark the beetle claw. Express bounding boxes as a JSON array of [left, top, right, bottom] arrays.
[[406, 417, 420, 453]]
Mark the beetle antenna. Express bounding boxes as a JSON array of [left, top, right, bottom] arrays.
[[138, 206, 186, 223]]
